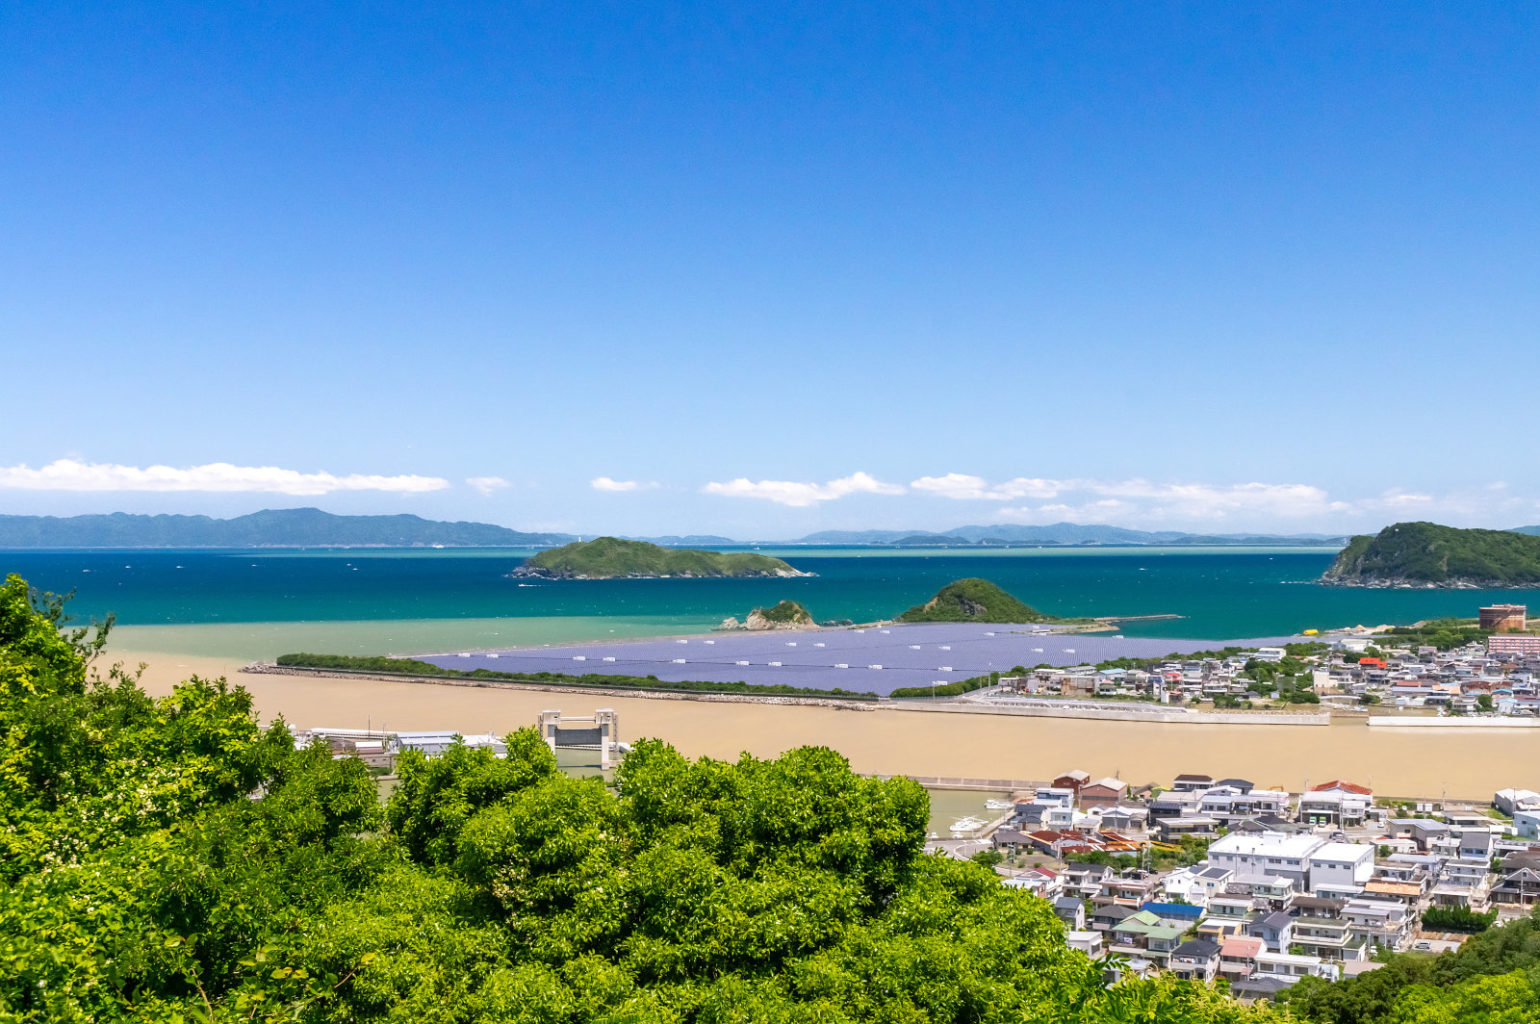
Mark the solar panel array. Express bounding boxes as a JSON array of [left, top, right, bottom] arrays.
[[414, 623, 1290, 697]]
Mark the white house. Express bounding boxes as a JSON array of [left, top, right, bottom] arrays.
[[1495, 788, 1540, 816], [1308, 842, 1376, 895], [1208, 832, 1326, 886], [1515, 809, 1540, 840]]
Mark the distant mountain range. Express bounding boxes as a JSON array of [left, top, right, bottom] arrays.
[[7, 509, 1530, 551], [791, 523, 1354, 546], [0, 509, 575, 548]]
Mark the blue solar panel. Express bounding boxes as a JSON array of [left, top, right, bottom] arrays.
[[413, 624, 1288, 696]]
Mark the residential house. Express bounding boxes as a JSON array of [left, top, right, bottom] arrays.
[[1343, 897, 1413, 950], [1495, 789, 1540, 816], [1139, 901, 1204, 930], [1253, 951, 1340, 985], [1096, 805, 1149, 832], [1090, 904, 1137, 932], [1066, 931, 1103, 957], [1102, 873, 1160, 907], [1052, 896, 1086, 931], [1288, 897, 1366, 962], [1245, 910, 1295, 953], [1208, 831, 1326, 887], [1189, 865, 1235, 906], [1515, 809, 1540, 840], [992, 828, 1035, 854], [1218, 936, 1264, 983], [1157, 815, 1223, 842], [1061, 862, 1113, 899], [1169, 940, 1223, 983], [1079, 777, 1129, 809], [1147, 790, 1202, 823], [1052, 770, 1090, 798], [1308, 842, 1376, 896], [1491, 867, 1540, 907], [1299, 782, 1373, 826], [1172, 773, 1215, 792]]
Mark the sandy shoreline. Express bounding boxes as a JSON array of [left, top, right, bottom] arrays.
[[108, 647, 1540, 799]]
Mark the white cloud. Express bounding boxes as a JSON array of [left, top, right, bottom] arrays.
[[466, 476, 510, 495], [591, 477, 657, 493], [994, 479, 1349, 525], [0, 458, 449, 495], [911, 473, 1062, 501], [703, 471, 905, 508]]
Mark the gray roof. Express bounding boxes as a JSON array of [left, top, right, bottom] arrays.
[[1173, 939, 1221, 958]]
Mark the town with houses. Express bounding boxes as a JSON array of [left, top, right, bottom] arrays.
[[1002, 604, 1540, 717], [975, 770, 1540, 1000], [294, 605, 1540, 1004]]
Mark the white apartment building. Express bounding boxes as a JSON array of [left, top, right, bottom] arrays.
[[1208, 832, 1325, 886], [1308, 842, 1376, 895]]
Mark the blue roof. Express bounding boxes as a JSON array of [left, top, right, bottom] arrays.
[[1141, 901, 1203, 919]]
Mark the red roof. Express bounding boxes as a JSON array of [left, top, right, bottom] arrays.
[[1310, 780, 1372, 795]]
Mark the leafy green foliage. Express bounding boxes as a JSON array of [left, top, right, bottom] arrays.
[[889, 671, 998, 699], [1324, 522, 1540, 586], [1281, 907, 1540, 1024], [896, 578, 1054, 623], [1385, 618, 1491, 650], [750, 599, 814, 624], [0, 572, 1285, 1022], [276, 651, 879, 699], [1421, 905, 1498, 933], [517, 536, 803, 578]]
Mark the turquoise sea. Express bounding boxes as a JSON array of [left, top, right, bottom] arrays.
[[5, 546, 1538, 661]]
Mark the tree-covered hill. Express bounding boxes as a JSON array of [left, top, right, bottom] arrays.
[[514, 536, 810, 579], [0, 571, 1277, 1023], [896, 577, 1055, 623], [1321, 521, 1540, 587]]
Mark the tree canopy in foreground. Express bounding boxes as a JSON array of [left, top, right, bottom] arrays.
[[3, 571, 1275, 1022]]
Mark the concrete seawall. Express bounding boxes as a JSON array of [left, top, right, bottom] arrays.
[[890, 700, 1330, 726], [1367, 716, 1540, 728]]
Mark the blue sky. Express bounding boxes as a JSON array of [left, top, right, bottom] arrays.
[[3, 2, 1537, 538]]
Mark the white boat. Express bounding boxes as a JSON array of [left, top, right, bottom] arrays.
[[984, 798, 1014, 810], [949, 816, 987, 833]]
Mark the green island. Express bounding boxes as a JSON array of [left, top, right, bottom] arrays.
[[2, 573, 1267, 1023], [273, 652, 875, 700], [1322, 520, 1540, 588], [896, 577, 1057, 623], [718, 599, 818, 631], [512, 536, 810, 579]]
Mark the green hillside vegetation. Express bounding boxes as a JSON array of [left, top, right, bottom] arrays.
[[275, 652, 874, 699], [1322, 521, 1540, 586], [516, 536, 806, 579], [1, 572, 1275, 1023], [897, 577, 1055, 623], [1278, 906, 1540, 1023], [752, 599, 815, 624]]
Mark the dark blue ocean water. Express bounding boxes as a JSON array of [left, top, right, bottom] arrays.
[[3, 546, 1536, 640]]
